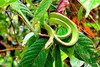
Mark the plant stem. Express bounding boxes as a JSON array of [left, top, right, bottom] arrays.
[[18, 10, 38, 36], [0, 47, 23, 53]]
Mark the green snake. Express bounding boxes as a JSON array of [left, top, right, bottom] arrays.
[[44, 12, 79, 49]]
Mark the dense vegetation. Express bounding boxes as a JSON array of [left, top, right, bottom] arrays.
[[0, 0, 100, 67]]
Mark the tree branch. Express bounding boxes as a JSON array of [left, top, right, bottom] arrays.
[[0, 47, 23, 53]]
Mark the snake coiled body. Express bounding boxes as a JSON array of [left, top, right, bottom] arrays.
[[44, 12, 79, 49]]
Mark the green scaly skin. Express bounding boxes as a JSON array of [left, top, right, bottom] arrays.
[[49, 12, 79, 46], [49, 18, 71, 39], [44, 22, 54, 49], [44, 12, 79, 49]]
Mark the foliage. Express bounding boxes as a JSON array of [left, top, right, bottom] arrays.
[[74, 33, 98, 66], [0, 0, 17, 7], [19, 38, 49, 67], [0, 0, 100, 67], [78, 0, 100, 17]]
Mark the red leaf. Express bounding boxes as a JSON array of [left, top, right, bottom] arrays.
[[56, 0, 69, 14], [82, 23, 95, 38], [72, 17, 79, 25]]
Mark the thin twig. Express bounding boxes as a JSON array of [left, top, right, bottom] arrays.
[[0, 47, 23, 53], [5, 5, 20, 45], [18, 10, 37, 36], [19, 13, 50, 38], [39, 33, 49, 37], [18, 14, 32, 31], [89, 14, 96, 22]]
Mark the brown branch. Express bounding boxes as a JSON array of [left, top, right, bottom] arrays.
[[0, 47, 23, 53], [18, 14, 32, 31], [0, 41, 7, 48], [89, 14, 96, 22], [39, 33, 49, 37]]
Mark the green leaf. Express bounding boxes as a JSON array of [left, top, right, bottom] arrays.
[[0, 22, 8, 35], [18, 38, 49, 67], [54, 46, 62, 67], [15, 50, 20, 56], [26, 35, 37, 47], [60, 46, 74, 57], [26, 0, 33, 6], [74, 33, 98, 66], [60, 49, 68, 67], [57, 26, 67, 36], [20, 45, 28, 58], [40, 12, 48, 27], [77, 6, 83, 22], [40, 15, 45, 27], [3, 52, 13, 67], [45, 52, 54, 67], [10, 0, 36, 35], [22, 32, 34, 46], [31, 0, 53, 23], [23, 32, 37, 47], [70, 56, 84, 67], [0, 0, 17, 7], [86, 22, 100, 31], [60, 49, 68, 62], [78, 0, 100, 17], [84, 63, 99, 67], [20, 32, 37, 58], [10, 0, 33, 17]]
